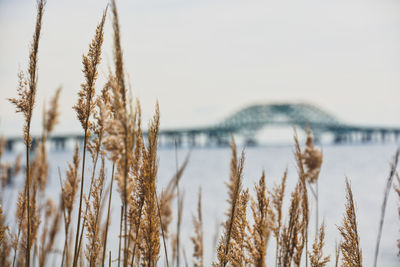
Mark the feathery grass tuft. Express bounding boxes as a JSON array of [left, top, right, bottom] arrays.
[[8, 1, 46, 265], [309, 222, 330, 267], [214, 137, 246, 267], [72, 8, 107, 267], [248, 171, 271, 267], [338, 178, 363, 267]]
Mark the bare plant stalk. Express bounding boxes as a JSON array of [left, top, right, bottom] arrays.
[[316, 180, 319, 235], [76, 135, 103, 258], [156, 191, 170, 267], [102, 163, 115, 267], [191, 188, 204, 267], [373, 149, 399, 267], [118, 206, 123, 267], [174, 141, 180, 267], [334, 242, 340, 267], [271, 169, 287, 267]]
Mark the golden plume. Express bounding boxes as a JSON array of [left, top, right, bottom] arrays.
[[338, 179, 363, 267]]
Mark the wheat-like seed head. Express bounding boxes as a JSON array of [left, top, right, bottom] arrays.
[[248, 171, 272, 267], [278, 183, 304, 267], [269, 169, 288, 241], [303, 126, 323, 184], [62, 143, 80, 227], [30, 142, 48, 192], [137, 106, 161, 267], [214, 137, 246, 267], [309, 222, 330, 267], [45, 86, 61, 135], [111, 0, 127, 106], [73, 8, 107, 133], [8, 0, 45, 146], [338, 178, 363, 267], [0, 204, 11, 267]]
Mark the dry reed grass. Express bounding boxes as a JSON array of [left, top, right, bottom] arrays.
[[338, 179, 363, 267], [309, 222, 330, 267], [1, 2, 399, 267], [8, 1, 45, 265], [191, 188, 204, 267]]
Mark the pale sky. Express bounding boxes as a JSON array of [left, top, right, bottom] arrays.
[[1, 0, 400, 136]]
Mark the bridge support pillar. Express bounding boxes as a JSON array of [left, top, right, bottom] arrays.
[[54, 138, 66, 151], [6, 140, 14, 152]]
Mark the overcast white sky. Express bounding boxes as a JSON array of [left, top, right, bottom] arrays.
[[1, 0, 400, 136]]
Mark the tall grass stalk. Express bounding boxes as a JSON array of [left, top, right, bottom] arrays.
[[373, 148, 399, 267], [102, 163, 115, 267], [72, 9, 107, 267], [8, 1, 45, 266], [175, 141, 181, 267], [156, 190, 170, 267]]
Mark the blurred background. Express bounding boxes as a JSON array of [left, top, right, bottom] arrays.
[[1, 0, 400, 139]]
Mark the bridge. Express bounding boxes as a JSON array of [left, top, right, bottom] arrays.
[[4, 103, 400, 151]]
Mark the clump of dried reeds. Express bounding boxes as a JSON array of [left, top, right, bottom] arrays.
[[5, 1, 400, 266], [137, 106, 161, 267], [338, 179, 363, 267]]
